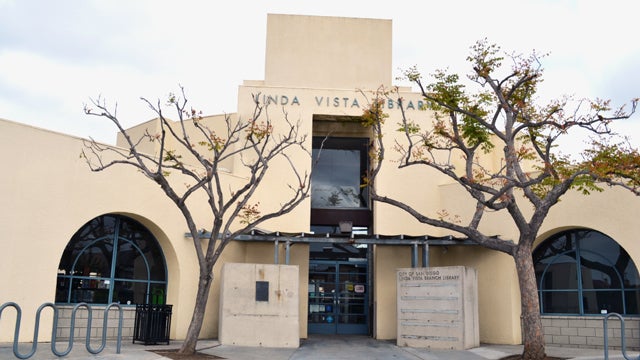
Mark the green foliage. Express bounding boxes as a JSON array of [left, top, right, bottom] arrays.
[[370, 38, 638, 203], [584, 140, 640, 188], [404, 44, 509, 154], [529, 154, 602, 198], [363, 37, 639, 360], [467, 39, 503, 78], [409, 66, 496, 153], [166, 92, 177, 106], [198, 131, 226, 152], [239, 202, 261, 225], [163, 149, 183, 165], [460, 108, 493, 152], [528, 140, 640, 198], [361, 97, 388, 127], [397, 120, 420, 134], [424, 70, 466, 110], [245, 120, 272, 141]]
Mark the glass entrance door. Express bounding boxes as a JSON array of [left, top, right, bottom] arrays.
[[308, 260, 369, 335]]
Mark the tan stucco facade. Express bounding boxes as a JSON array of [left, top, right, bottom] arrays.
[[2, 13, 640, 347]]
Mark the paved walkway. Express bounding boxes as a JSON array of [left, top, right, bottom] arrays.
[[1, 335, 637, 359]]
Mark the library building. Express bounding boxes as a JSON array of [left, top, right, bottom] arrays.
[[2, 13, 640, 350]]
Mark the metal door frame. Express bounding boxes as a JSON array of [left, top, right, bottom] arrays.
[[308, 259, 369, 335]]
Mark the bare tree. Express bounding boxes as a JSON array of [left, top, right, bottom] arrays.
[[362, 40, 640, 360], [82, 87, 310, 354]]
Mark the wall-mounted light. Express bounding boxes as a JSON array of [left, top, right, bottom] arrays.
[[339, 221, 353, 233]]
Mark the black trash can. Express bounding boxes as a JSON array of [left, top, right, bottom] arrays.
[[133, 304, 172, 345]]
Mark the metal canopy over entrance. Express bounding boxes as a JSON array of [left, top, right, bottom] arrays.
[[230, 231, 476, 268], [189, 231, 476, 248]]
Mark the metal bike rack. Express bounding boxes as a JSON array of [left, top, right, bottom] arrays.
[[0, 301, 123, 359], [603, 312, 640, 360]]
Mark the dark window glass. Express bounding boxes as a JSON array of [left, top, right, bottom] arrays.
[[534, 229, 640, 315], [144, 240, 168, 281], [624, 263, 640, 289], [538, 252, 579, 290], [114, 241, 142, 279], [311, 137, 368, 209], [580, 250, 621, 289], [625, 291, 640, 313], [582, 290, 624, 314], [71, 240, 113, 278], [55, 277, 70, 303], [540, 291, 579, 313], [55, 215, 167, 305], [312, 148, 363, 208], [113, 280, 146, 305]]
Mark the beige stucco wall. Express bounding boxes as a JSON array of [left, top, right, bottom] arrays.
[[537, 187, 640, 261], [265, 14, 392, 90], [373, 245, 412, 339], [218, 263, 299, 347], [431, 246, 521, 344], [118, 113, 239, 174], [0, 120, 166, 340], [0, 118, 268, 342], [3, 13, 640, 348], [242, 242, 310, 339]]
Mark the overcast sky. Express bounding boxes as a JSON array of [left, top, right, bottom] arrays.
[[1, 0, 638, 147]]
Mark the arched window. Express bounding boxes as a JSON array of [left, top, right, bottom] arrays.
[[534, 229, 640, 315], [55, 215, 167, 305]]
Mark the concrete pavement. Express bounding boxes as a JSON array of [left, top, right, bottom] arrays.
[[1, 335, 637, 359]]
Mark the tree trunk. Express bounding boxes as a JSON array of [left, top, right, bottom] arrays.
[[514, 244, 546, 360], [179, 271, 214, 354]]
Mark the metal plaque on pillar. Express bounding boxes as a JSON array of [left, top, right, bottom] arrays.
[[396, 266, 479, 350]]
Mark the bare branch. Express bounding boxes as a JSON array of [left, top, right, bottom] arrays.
[[365, 39, 640, 360], [82, 88, 311, 354]]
